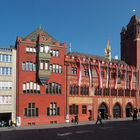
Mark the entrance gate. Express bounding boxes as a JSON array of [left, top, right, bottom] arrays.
[[113, 103, 121, 118], [98, 103, 108, 119], [0, 113, 11, 126], [125, 103, 133, 117]]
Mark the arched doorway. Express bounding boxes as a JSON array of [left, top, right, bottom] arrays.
[[113, 103, 121, 118], [98, 103, 108, 119], [125, 103, 133, 117]]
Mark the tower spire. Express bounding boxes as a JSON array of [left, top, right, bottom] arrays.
[[105, 40, 111, 61]]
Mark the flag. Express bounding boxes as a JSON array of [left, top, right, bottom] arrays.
[[130, 67, 133, 90], [88, 61, 92, 87], [106, 63, 110, 88], [115, 64, 118, 89], [124, 65, 128, 89], [77, 57, 82, 86], [97, 60, 102, 88]]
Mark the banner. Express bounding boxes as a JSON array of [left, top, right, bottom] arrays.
[[106, 63, 110, 88], [97, 60, 102, 88], [77, 57, 82, 86], [115, 64, 118, 89], [88, 62, 92, 87]]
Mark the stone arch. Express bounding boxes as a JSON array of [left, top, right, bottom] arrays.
[[125, 102, 133, 117], [98, 102, 109, 119], [113, 102, 122, 118]]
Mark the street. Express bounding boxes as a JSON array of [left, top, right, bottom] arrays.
[[0, 120, 140, 140]]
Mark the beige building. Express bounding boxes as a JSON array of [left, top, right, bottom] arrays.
[[0, 47, 16, 126]]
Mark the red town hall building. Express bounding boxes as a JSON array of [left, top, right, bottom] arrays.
[[16, 15, 140, 126], [16, 28, 67, 126]]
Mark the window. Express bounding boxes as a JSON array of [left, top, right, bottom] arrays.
[[94, 87, 102, 96], [111, 88, 117, 96], [101, 71, 105, 78], [0, 81, 12, 90], [69, 104, 78, 115], [26, 47, 36, 53], [40, 62, 43, 70], [47, 102, 60, 116], [29, 62, 33, 71], [59, 66, 62, 73], [45, 62, 49, 70], [44, 46, 49, 53], [125, 89, 130, 97], [50, 64, 62, 73], [56, 65, 59, 73], [33, 63, 36, 71], [72, 67, 77, 75], [103, 88, 110, 96], [25, 62, 29, 71], [22, 62, 36, 71], [84, 69, 89, 76], [69, 85, 78, 95], [0, 54, 12, 63], [50, 64, 53, 72], [24, 103, 39, 117], [23, 82, 40, 94], [0, 95, 12, 104], [0, 67, 12, 75], [40, 46, 44, 52], [80, 86, 89, 95], [46, 83, 62, 94], [118, 89, 124, 96], [51, 50, 59, 57], [22, 63, 25, 71], [56, 50, 59, 56], [82, 105, 87, 114]]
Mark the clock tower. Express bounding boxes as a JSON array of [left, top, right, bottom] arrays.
[[121, 15, 140, 68]]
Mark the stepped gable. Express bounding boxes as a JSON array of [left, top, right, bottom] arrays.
[[24, 27, 57, 42]]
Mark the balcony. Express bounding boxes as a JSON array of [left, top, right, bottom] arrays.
[[38, 69, 51, 84], [39, 52, 51, 60]]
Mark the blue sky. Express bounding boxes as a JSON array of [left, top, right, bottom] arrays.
[[0, 0, 140, 59]]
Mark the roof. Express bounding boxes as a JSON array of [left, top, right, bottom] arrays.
[[23, 27, 57, 42], [67, 52, 127, 65]]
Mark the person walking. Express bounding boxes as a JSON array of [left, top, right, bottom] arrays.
[[75, 115, 78, 124], [133, 108, 138, 121], [95, 111, 102, 125]]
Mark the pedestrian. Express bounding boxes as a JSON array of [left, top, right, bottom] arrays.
[[105, 112, 108, 120], [75, 115, 78, 124], [95, 111, 102, 125], [133, 108, 138, 121]]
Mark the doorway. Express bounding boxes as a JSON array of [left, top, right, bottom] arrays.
[[113, 103, 121, 118], [126, 103, 133, 117], [0, 112, 11, 126], [98, 103, 108, 119]]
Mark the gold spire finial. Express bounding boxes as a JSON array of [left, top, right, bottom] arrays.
[[105, 40, 111, 61]]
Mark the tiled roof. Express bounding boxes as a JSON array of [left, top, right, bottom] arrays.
[[24, 27, 57, 42]]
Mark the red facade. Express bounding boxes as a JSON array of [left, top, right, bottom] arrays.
[[16, 28, 66, 126], [16, 15, 140, 126], [65, 52, 138, 122]]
